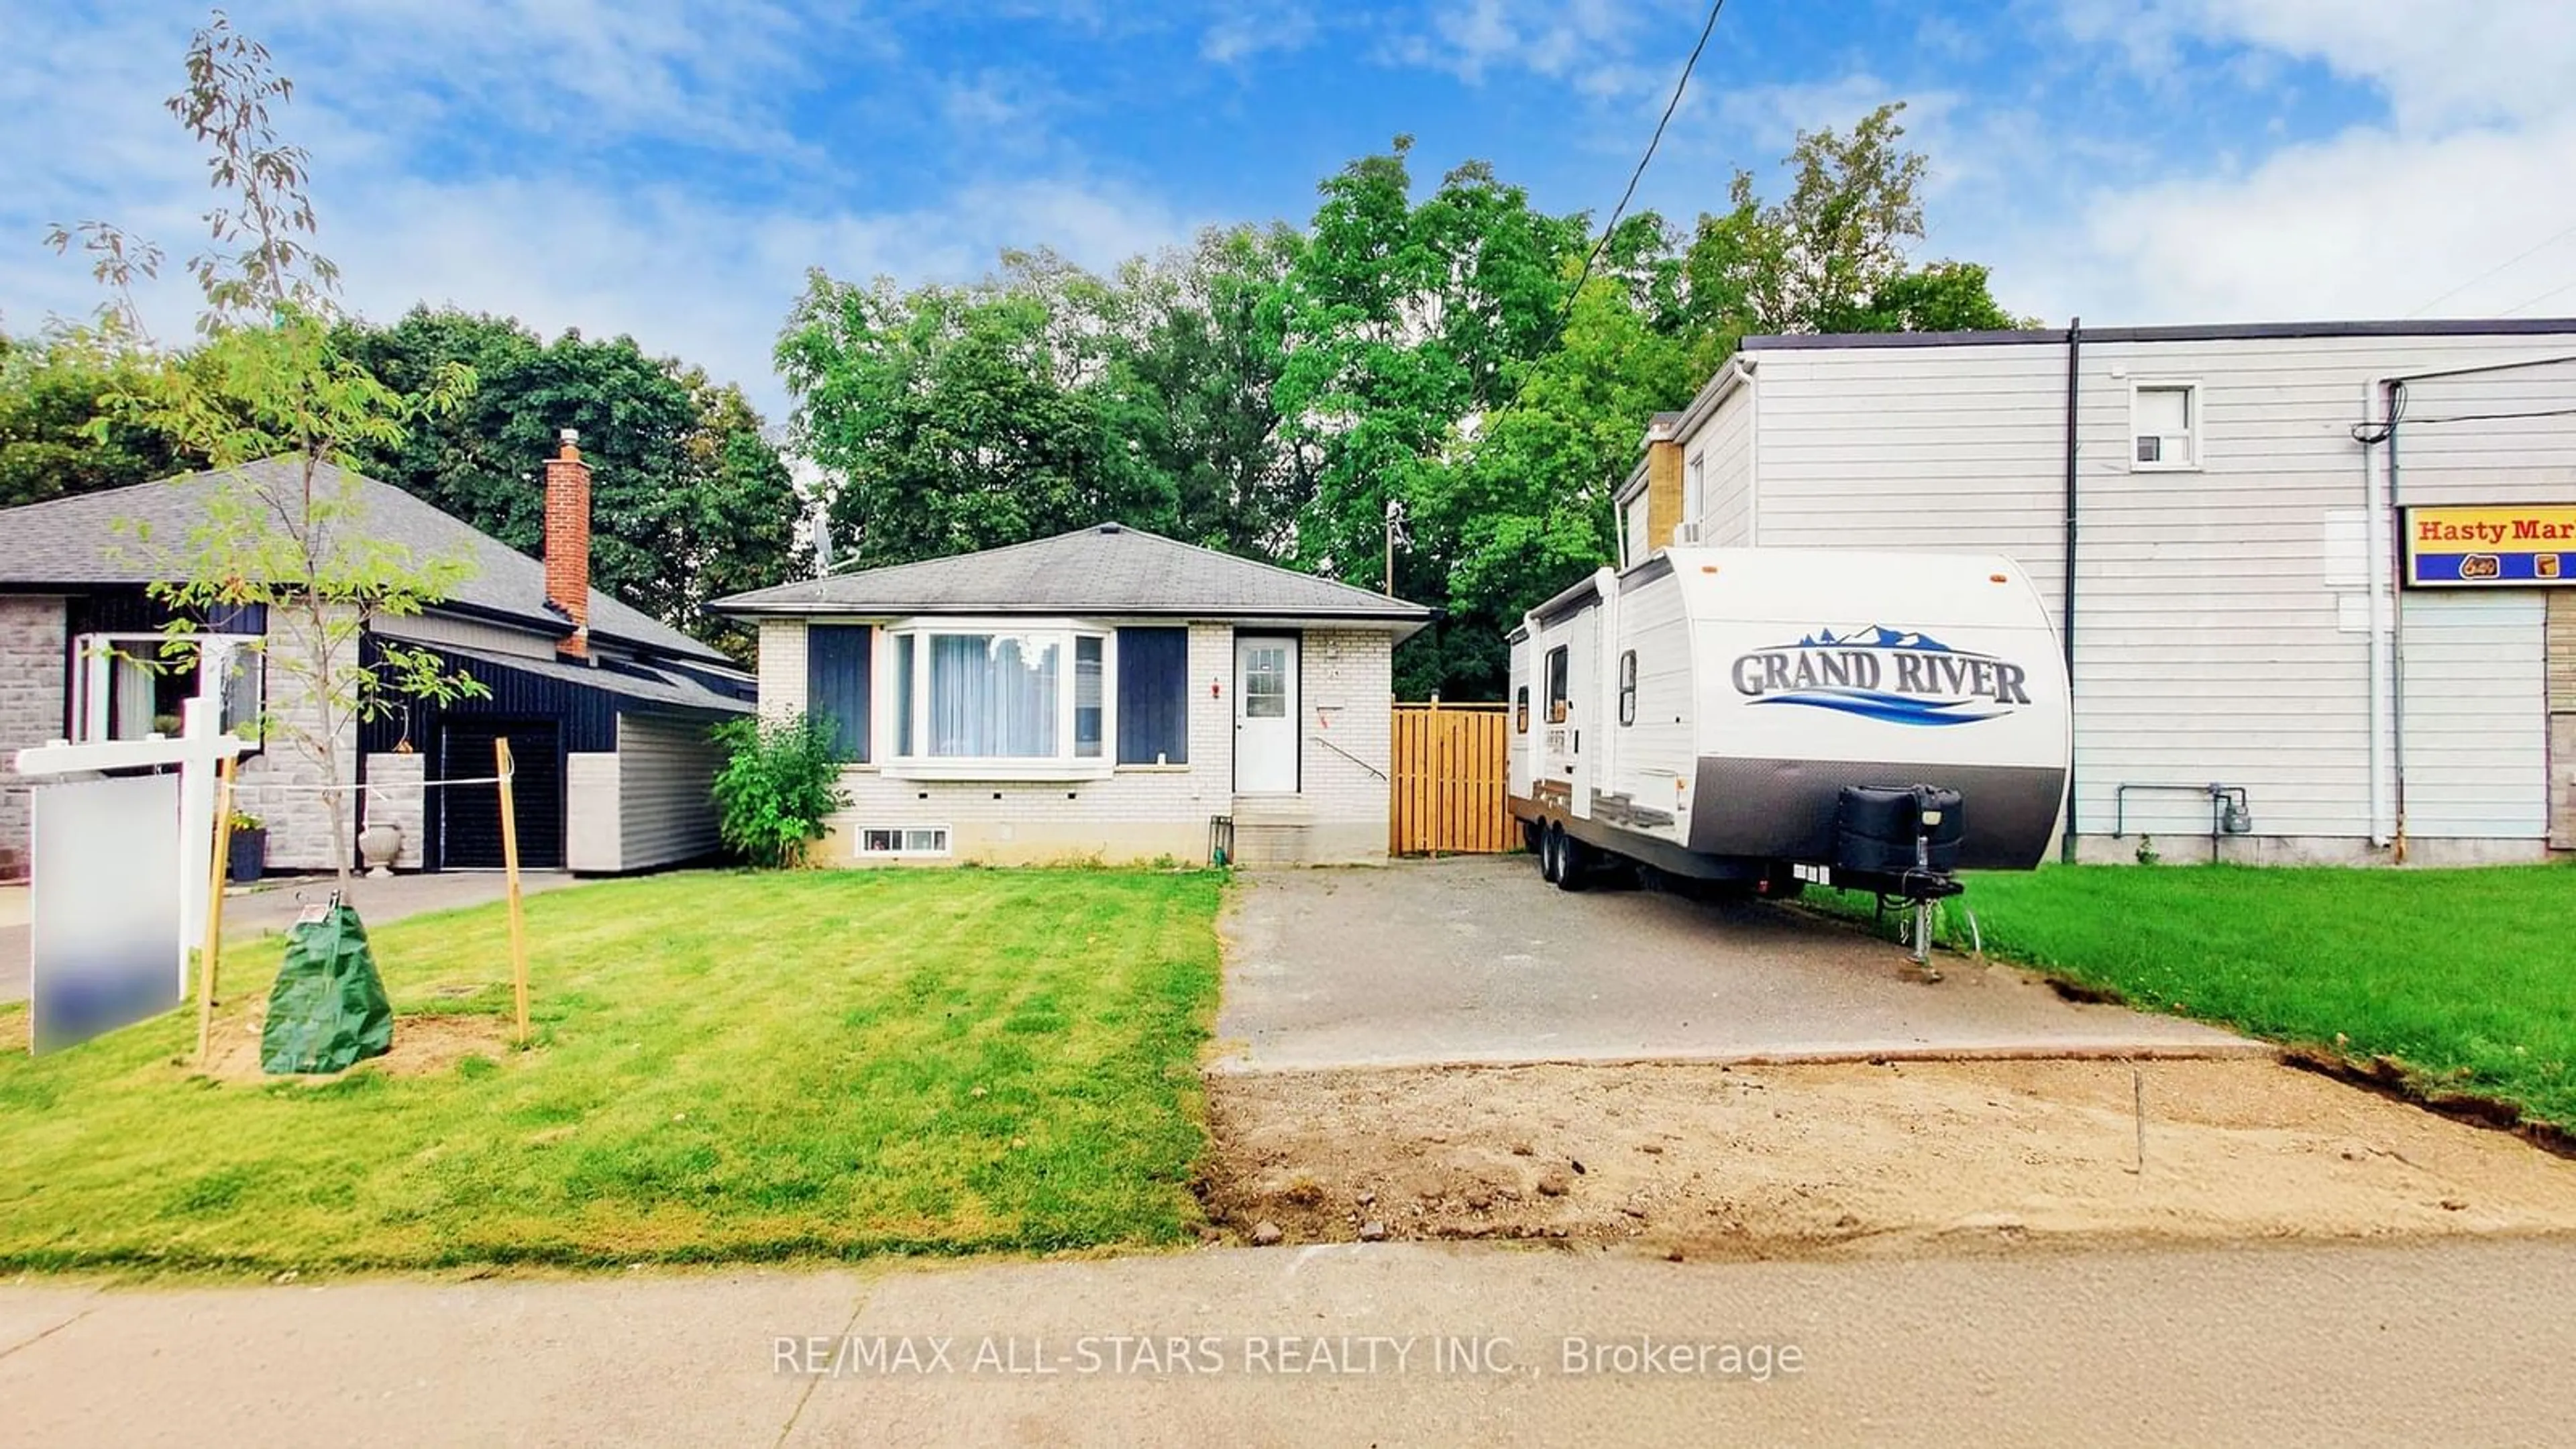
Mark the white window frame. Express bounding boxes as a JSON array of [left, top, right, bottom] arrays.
[[853, 824, 952, 858], [879, 617, 1118, 781], [70, 631, 264, 747], [2129, 380, 2203, 472]]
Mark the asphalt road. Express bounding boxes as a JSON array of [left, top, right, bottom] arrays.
[[5, 1238, 2572, 1446], [1212, 857, 2252, 1071]]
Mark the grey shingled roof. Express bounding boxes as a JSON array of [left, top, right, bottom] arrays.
[[713, 523, 1434, 627], [435, 642, 751, 715], [0, 459, 729, 664]]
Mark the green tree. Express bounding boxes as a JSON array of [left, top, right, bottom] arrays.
[[0, 327, 195, 506], [55, 11, 484, 884], [339, 307, 797, 659], [1676, 102, 2020, 343], [779, 267, 1179, 569]]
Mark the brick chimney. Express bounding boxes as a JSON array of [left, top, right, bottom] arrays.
[[544, 429, 591, 658]]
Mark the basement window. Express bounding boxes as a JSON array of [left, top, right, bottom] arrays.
[[856, 826, 950, 857], [2131, 382, 2200, 470]]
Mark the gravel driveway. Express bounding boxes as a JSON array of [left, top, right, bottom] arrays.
[[1211, 856, 2253, 1072]]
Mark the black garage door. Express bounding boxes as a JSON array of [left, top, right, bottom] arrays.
[[440, 719, 564, 869]]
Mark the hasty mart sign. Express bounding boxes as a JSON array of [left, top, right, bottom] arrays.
[[2404, 504, 2576, 587]]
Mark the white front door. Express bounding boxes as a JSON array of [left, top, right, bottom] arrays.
[[1234, 635, 1298, 793]]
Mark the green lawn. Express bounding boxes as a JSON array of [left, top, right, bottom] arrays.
[[0, 869, 1224, 1275], [1833, 863, 2576, 1126]]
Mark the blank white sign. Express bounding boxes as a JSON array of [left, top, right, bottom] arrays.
[[30, 773, 182, 1053]]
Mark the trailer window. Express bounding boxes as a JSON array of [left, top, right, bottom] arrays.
[[1617, 650, 1636, 726], [1545, 646, 1570, 723], [1515, 686, 1529, 734]]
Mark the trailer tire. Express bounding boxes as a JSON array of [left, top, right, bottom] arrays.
[[1552, 827, 1589, 892], [1537, 825, 1562, 883]]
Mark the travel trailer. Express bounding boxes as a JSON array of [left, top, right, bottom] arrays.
[[1505, 548, 2071, 918]]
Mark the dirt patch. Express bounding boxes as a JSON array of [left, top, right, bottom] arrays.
[[1201, 1058, 2576, 1258], [191, 1003, 519, 1084]]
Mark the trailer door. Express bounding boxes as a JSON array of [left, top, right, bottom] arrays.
[[1540, 613, 1597, 820]]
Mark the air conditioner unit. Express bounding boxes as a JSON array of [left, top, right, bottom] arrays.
[[1672, 521, 1703, 545]]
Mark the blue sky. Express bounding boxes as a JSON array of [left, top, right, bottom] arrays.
[[7, 1, 2576, 424]]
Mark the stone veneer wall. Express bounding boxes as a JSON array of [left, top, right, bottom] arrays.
[[361, 751, 427, 870], [0, 596, 69, 879]]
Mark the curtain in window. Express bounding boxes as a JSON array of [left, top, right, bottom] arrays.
[[929, 634, 1059, 757], [111, 655, 154, 741]]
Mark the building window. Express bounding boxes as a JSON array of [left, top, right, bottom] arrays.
[[2131, 382, 2200, 470], [1544, 645, 1570, 724], [857, 825, 950, 857], [1515, 685, 1529, 734], [72, 633, 262, 744], [1617, 650, 1637, 726], [884, 622, 1114, 773]]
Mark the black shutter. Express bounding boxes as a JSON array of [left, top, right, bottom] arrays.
[[1115, 627, 1189, 765], [806, 624, 871, 762]]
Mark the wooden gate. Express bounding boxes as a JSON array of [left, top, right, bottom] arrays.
[[1389, 702, 1515, 855]]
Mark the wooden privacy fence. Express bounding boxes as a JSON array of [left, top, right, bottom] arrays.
[[1389, 701, 1515, 855]]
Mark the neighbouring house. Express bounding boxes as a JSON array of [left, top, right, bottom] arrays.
[[0, 441, 753, 879], [1614, 317, 2576, 864], [712, 523, 1431, 865]]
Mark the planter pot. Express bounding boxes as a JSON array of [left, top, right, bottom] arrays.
[[358, 821, 403, 878], [227, 826, 267, 885]]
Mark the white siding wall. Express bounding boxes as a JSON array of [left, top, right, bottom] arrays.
[[616, 713, 726, 869], [1688, 331, 2576, 855], [1695, 387, 1758, 547], [1725, 342, 2072, 617]]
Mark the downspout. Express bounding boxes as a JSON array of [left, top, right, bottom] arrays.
[[2385, 378, 2409, 864], [2058, 317, 2082, 863], [2361, 380, 2390, 848]]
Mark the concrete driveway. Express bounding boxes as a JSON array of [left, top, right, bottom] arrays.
[[0, 871, 580, 1006], [1212, 857, 2253, 1072]]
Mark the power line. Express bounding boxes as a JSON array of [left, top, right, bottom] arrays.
[[2495, 274, 2576, 318], [1490, 0, 1728, 422], [2408, 215, 2576, 317]]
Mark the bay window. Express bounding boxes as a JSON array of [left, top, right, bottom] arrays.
[[883, 622, 1111, 776]]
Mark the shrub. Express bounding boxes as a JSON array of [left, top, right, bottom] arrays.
[[710, 712, 851, 868]]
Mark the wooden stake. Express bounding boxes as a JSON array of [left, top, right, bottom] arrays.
[[496, 737, 531, 1047], [197, 755, 237, 1068]]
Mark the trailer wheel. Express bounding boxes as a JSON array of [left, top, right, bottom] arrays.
[[1552, 828, 1589, 893], [1523, 819, 1546, 865], [1537, 824, 1562, 883]]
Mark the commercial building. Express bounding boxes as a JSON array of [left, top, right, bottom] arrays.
[[1615, 319, 2576, 863]]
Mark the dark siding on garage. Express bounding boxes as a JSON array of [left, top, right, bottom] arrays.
[[358, 635, 627, 872], [439, 717, 564, 869], [806, 624, 871, 761], [1116, 626, 1189, 765]]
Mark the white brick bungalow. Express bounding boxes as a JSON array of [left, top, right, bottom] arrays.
[[713, 524, 1431, 866]]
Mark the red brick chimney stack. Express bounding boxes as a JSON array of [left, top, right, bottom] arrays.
[[544, 428, 592, 658]]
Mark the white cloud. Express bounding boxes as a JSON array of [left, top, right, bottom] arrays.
[[1202, 5, 1316, 64], [0, 1, 1199, 424], [1980, 0, 2576, 324]]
